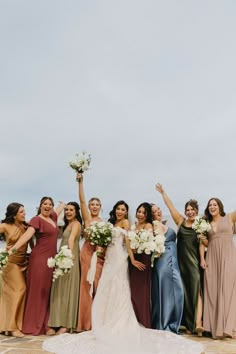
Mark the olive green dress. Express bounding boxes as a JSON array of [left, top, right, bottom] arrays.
[[48, 227, 80, 331], [177, 222, 202, 333]]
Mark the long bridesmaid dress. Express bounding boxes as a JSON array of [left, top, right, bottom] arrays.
[[151, 227, 184, 333], [77, 239, 104, 331], [129, 252, 151, 328], [22, 212, 59, 335], [48, 227, 80, 331], [177, 222, 203, 333], [203, 215, 236, 338], [0, 227, 27, 332]]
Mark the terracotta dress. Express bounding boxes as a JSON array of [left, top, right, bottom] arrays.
[[177, 222, 203, 333], [22, 212, 59, 335], [0, 226, 27, 332], [77, 239, 104, 331], [203, 215, 236, 338], [48, 227, 80, 331]]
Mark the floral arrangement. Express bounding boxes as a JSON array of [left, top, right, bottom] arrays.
[[85, 221, 113, 256], [128, 223, 166, 267], [86, 221, 113, 296], [47, 245, 74, 282], [0, 248, 8, 273], [69, 151, 91, 181], [192, 216, 211, 241]]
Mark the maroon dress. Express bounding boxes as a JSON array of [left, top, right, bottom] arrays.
[[22, 212, 58, 335], [129, 253, 151, 328]]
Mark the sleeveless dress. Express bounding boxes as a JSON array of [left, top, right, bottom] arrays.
[[203, 215, 236, 338], [48, 227, 81, 331], [22, 212, 59, 335], [151, 227, 184, 333], [129, 226, 152, 328], [77, 238, 104, 331], [43, 227, 203, 354], [177, 222, 202, 333], [0, 226, 27, 332]]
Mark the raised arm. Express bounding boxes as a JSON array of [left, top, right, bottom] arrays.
[[8, 227, 35, 254], [155, 183, 184, 226], [55, 201, 66, 216], [77, 172, 90, 226]]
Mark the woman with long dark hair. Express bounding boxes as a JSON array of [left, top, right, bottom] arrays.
[[48, 202, 82, 334], [202, 198, 236, 339], [9, 197, 64, 335], [0, 202, 28, 337]]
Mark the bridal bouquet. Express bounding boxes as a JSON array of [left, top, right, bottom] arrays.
[[0, 248, 8, 273], [69, 151, 91, 182], [192, 216, 211, 242], [85, 221, 113, 256], [85, 221, 113, 296], [47, 245, 74, 282], [128, 228, 156, 255]]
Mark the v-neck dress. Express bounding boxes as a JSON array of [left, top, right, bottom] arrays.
[[203, 215, 236, 338], [22, 212, 59, 335]]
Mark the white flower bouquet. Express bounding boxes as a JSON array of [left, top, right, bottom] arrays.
[[69, 151, 91, 182], [128, 228, 156, 256], [0, 248, 8, 273], [152, 220, 166, 265], [47, 245, 74, 282], [85, 221, 113, 257], [192, 216, 211, 242], [86, 221, 113, 296]]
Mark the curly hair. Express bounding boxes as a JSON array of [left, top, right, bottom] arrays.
[[204, 198, 226, 222], [108, 200, 129, 225]]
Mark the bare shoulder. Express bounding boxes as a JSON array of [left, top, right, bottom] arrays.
[[122, 219, 130, 230], [145, 223, 153, 230]]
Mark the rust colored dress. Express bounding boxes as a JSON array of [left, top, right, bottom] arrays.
[[203, 215, 236, 338], [0, 226, 27, 332], [77, 239, 104, 331], [22, 212, 59, 335]]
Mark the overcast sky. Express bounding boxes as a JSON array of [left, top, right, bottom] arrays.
[[0, 0, 236, 221]]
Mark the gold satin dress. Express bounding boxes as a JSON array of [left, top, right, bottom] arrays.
[[0, 226, 27, 332]]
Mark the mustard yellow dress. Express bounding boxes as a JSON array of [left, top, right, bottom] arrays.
[[0, 226, 27, 332]]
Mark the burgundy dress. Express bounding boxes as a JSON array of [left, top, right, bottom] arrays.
[[129, 253, 151, 328], [22, 212, 58, 335]]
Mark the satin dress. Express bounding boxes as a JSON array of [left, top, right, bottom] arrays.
[[0, 226, 27, 332], [152, 227, 184, 333], [177, 222, 203, 333]]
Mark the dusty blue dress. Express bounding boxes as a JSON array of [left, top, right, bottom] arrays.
[[151, 227, 184, 333]]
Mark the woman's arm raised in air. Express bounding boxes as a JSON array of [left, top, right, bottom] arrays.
[[155, 183, 184, 226], [77, 173, 90, 226]]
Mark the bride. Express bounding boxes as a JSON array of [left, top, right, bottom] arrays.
[[43, 200, 203, 354]]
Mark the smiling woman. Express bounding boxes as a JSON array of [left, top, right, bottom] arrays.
[[8, 197, 65, 336]]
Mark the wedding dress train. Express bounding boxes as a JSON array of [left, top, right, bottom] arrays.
[[43, 227, 203, 354]]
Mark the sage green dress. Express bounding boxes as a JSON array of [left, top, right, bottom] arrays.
[[48, 227, 80, 331], [177, 222, 202, 333]]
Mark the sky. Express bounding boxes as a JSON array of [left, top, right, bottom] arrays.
[[0, 0, 236, 221]]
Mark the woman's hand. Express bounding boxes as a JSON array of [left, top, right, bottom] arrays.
[[155, 183, 164, 194], [198, 234, 208, 247], [76, 172, 83, 183], [131, 259, 146, 271], [200, 258, 207, 270]]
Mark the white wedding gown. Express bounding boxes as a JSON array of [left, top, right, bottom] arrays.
[[43, 227, 203, 354]]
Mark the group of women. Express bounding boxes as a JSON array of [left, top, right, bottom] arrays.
[[0, 174, 236, 354]]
